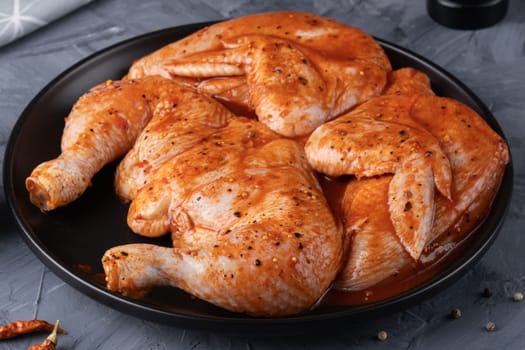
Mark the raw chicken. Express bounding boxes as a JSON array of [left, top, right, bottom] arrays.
[[128, 11, 391, 80], [164, 34, 388, 136], [26, 77, 230, 210], [126, 12, 391, 136], [103, 117, 343, 316], [305, 97, 452, 260], [383, 67, 435, 96], [115, 86, 234, 202], [333, 95, 509, 290], [336, 176, 413, 291]]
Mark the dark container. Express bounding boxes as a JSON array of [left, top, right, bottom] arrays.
[[427, 0, 508, 29]]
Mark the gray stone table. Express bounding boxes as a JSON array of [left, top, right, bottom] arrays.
[[1, 1, 524, 349]]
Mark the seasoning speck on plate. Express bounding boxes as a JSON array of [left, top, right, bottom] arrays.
[[377, 330, 388, 341], [450, 308, 462, 319], [485, 321, 496, 332]]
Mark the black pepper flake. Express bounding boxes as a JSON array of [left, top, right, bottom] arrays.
[[121, 251, 128, 256], [483, 287, 493, 298], [298, 243, 303, 250], [294, 232, 302, 238], [233, 211, 241, 217], [172, 103, 178, 108], [298, 76, 308, 85], [275, 242, 280, 246], [255, 259, 261, 266], [404, 201, 412, 212], [399, 130, 406, 136]]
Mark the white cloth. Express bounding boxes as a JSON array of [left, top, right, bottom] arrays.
[[0, 0, 95, 47]]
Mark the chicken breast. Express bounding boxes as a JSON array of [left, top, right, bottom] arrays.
[[115, 86, 234, 202], [103, 117, 343, 316]]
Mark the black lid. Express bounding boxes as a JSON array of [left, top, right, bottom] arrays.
[[427, 0, 508, 29]]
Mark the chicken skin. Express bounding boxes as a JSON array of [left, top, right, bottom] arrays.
[[127, 12, 391, 136], [25, 77, 231, 211], [115, 86, 234, 202], [103, 117, 343, 316]]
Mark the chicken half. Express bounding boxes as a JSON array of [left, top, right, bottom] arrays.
[[25, 77, 231, 211], [127, 11, 391, 137], [102, 117, 343, 316]]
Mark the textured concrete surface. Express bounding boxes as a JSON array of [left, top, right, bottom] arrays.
[[1, 0, 524, 348]]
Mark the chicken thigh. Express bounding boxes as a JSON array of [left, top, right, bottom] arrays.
[[103, 117, 343, 316], [25, 77, 231, 211]]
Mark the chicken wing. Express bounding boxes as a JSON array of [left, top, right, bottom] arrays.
[[333, 96, 508, 291], [335, 176, 413, 291], [305, 99, 452, 260], [126, 12, 391, 137], [26, 77, 230, 210], [163, 34, 388, 136], [102, 117, 343, 316], [128, 11, 391, 79], [383, 67, 435, 96]]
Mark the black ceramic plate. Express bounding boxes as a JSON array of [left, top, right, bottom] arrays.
[[4, 22, 513, 334]]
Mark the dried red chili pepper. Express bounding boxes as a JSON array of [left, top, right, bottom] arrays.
[[0, 319, 64, 340], [27, 320, 60, 350]]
